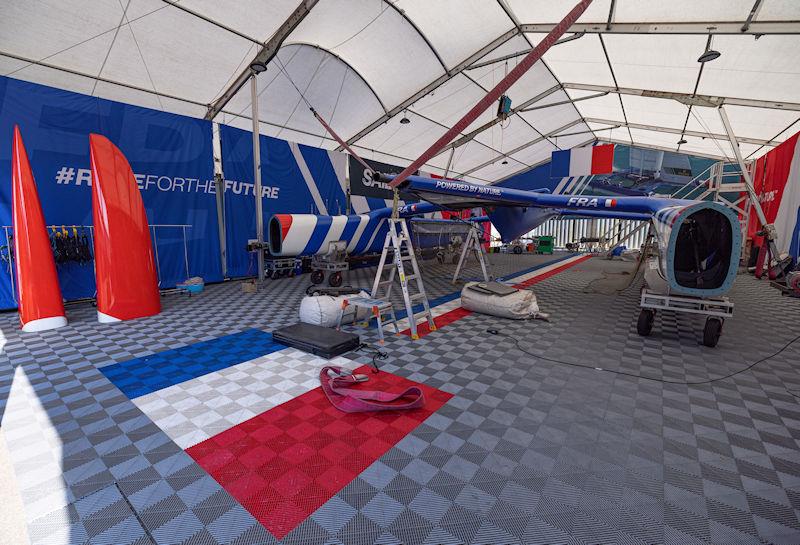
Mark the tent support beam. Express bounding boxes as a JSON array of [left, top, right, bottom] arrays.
[[458, 119, 586, 176], [519, 91, 608, 112], [718, 105, 780, 256], [562, 83, 800, 112], [0, 50, 207, 108], [250, 75, 265, 282], [439, 85, 562, 156], [595, 137, 727, 160], [585, 117, 780, 147], [467, 32, 585, 70], [336, 28, 521, 151], [204, 0, 318, 120], [520, 21, 800, 35]]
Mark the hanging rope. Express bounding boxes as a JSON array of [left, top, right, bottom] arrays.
[[311, 107, 372, 171], [273, 54, 374, 171]]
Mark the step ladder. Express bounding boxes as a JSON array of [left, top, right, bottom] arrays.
[[336, 296, 397, 344], [371, 217, 436, 340], [453, 224, 492, 284]]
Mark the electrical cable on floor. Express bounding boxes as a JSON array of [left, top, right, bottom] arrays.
[[486, 327, 800, 395], [355, 342, 387, 373]]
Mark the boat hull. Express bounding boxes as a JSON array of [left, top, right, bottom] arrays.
[[11, 126, 67, 332], [89, 134, 160, 322]]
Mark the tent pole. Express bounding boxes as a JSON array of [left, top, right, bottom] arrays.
[[251, 74, 265, 282], [717, 105, 780, 258], [212, 123, 227, 278], [443, 148, 455, 179]]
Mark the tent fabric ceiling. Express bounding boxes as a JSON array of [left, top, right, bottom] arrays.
[[2, 0, 800, 183]]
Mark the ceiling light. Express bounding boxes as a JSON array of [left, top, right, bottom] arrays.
[[400, 110, 411, 124], [501, 159, 508, 165], [697, 49, 721, 63], [677, 138, 688, 145], [250, 61, 267, 73]]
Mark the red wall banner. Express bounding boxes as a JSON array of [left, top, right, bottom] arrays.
[[746, 132, 800, 260]]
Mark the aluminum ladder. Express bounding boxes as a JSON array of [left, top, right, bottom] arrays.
[[371, 217, 436, 340]]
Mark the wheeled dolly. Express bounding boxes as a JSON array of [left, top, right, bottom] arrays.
[[310, 257, 348, 287], [265, 257, 301, 279], [637, 288, 734, 348]]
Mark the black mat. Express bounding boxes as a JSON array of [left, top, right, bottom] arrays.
[[272, 322, 361, 359]]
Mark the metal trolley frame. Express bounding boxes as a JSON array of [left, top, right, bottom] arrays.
[[637, 288, 734, 347]]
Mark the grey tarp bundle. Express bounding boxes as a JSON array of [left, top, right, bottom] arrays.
[[460, 281, 541, 320]]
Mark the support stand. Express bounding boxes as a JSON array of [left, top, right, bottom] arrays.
[[453, 224, 492, 284]]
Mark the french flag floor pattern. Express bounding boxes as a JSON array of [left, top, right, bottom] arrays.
[[100, 253, 587, 539], [101, 331, 452, 539]]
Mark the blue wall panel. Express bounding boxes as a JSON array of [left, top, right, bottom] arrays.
[[0, 76, 221, 310]]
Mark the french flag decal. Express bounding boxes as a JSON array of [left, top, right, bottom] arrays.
[[550, 144, 614, 178]]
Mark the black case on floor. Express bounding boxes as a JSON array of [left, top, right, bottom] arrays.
[[272, 323, 360, 359]]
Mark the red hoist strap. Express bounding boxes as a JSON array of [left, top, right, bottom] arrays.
[[320, 366, 426, 413]]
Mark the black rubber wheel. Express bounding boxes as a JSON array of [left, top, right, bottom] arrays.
[[703, 317, 723, 347], [513, 245, 523, 254], [637, 309, 655, 336], [328, 271, 343, 287], [266, 270, 274, 279], [311, 270, 324, 284]]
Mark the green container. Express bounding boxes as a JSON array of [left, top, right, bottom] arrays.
[[536, 236, 554, 254]]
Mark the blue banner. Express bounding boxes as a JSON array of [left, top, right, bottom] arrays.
[[0, 76, 222, 310], [218, 124, 347, 277]]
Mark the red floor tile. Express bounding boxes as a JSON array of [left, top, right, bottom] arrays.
[[400, 256, 592, 338], [186, 366, 452, 539], [400, 306, 473, 338], [513, 255, 592, 289]]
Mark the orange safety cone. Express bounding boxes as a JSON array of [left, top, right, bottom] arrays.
[[89, 134, 160, 322], [11, 126, 67, 332]]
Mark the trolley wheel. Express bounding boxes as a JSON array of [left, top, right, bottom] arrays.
[[265, 270, 274, 279], [637, 309, 655, 336], [513, 245, 523, 254], [288, 270, 295, 278], [703, 317, 723, 347], [311, 270, 325, 284], [328, 271, 343, 287], [451, 255, 459, 264]]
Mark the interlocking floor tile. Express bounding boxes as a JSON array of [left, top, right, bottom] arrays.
[[2, 254, 800, 544], [100, 330, 286, 399], [187, 366, 452, 539]]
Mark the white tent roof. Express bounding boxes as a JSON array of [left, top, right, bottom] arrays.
[[3, 0, 800, 183]]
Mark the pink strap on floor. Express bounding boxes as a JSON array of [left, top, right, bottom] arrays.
[[320, 366, 426, 413]]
